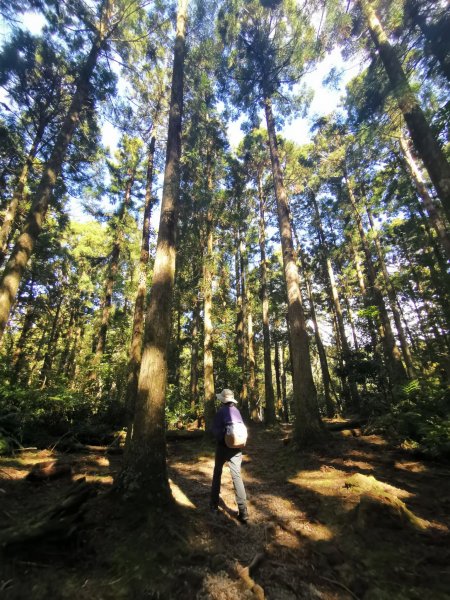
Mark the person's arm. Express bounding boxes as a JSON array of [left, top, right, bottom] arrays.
[[211, 409, 224, 440]]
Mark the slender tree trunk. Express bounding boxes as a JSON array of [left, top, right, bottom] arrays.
[[190, 291, 201, 411], [257, 177, 276, 424], [264, 96, 322, 442], [398, 135, 450, 261], [0, 122, 45, 268], [350, 238, 379, 352], [311, 193, 360, 413], [292, 218, 335, 418], [11, 305, 36, 383], [203, 211, 216, 430], [235, 233, 245, 397], [247, 293, 258, 421], [346, 176, 407, 389], [280, 343, 289, 422], [121, 0, 188, 503], [124, 136, 156, 449], [95, 171, 135, 359], [0, 22, 110, 343], [365, 205, 415, 378], [239, 234, 249, 420], [360, 0, 450, 219], [274, 337, 282, 418], [39, 294, 63, 387], [342, 282, 359, 352]]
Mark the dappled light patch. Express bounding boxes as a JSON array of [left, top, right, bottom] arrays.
[[197, 571, 254, 600], [394, 460, 427, 473], [169, 477, 196, 508]]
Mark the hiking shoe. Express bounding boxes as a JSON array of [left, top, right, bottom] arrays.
[[237, 508, 249, 523]]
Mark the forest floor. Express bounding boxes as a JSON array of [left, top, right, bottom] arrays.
[[0, 423, 450, 599]]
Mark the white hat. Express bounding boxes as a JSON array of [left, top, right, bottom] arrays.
[[216, 389, 237, 404]]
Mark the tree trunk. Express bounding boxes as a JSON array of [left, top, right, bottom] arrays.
[[0, 122, 45, 268], [11, 304, 36, 383], [0, 20, 110, 343], [235, 233, 245, 400], [246, 287, 258, 421], [349, 237, 379, 353], [257, 175, 276, 425], [345, 176, 407, 389], [291, 216, 335, 418], [274, 337, 282, 418], [39, 294, 63, 387], [280, 343, 289, 422], [190, 291, 201, 411], [239, 234, 249, 420], [311, 192, 360, 413], [264, 96, 323, 442], [365, 205, 415, 378], [360, 0, 450, 220], [95, 170, 135, 359], [124, 135, 156, 449], [121, 0, 188, 504], [398, 134, 450, 261], [203, 211, 216, 430]]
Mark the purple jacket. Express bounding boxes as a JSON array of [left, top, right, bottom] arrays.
[[212, 404, 244, 444]]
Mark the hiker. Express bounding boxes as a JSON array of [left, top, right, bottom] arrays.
[[210, 388, 249, 523]]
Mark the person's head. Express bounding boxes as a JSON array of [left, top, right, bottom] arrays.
[[216, 388, 237, 405]]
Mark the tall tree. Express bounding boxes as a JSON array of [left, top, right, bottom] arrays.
[[358, 0, 450, 221], [121, 0, 188, 503]]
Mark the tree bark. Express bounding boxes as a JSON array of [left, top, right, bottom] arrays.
[[0, 122, 45, 268], [246, 285, 258, 421], [121, 0, 188, 504], [365, 205, 415, 378], [398, 134, 450, 262], [264, 96, 323, 442], [39, 293, 63, 387], [311, 192, 360, 413], [189, 291, 201, 411], [0, 16, 111, 343], [360, 0, 450, 220], [274, 337, 282, 418], [257, 176, 276, 425], [124, 135, 156, 449], [346, 176, 407, 389], [94, 169, 135, 360], [203, 210, 216, 430], [239, 233, 249, 420]]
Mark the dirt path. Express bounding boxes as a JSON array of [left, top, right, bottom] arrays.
[[1, 425, 450, 599]]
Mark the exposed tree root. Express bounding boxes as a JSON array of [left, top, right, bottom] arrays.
[[0, 478, 96, 549]]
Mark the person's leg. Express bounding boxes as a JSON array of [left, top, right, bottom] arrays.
[[210, 445, 226, 508], [227, 451, 248, 519]]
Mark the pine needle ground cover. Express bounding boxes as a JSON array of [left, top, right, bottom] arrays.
[[1, 425, 449, 599]]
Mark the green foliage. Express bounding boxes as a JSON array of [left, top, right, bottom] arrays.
[[368, 379, 450, 458]]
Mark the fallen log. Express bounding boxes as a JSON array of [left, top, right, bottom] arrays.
[[0, 478, 96, 549], [324, 419, 365, 432], [26, 460, 72, 482]]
